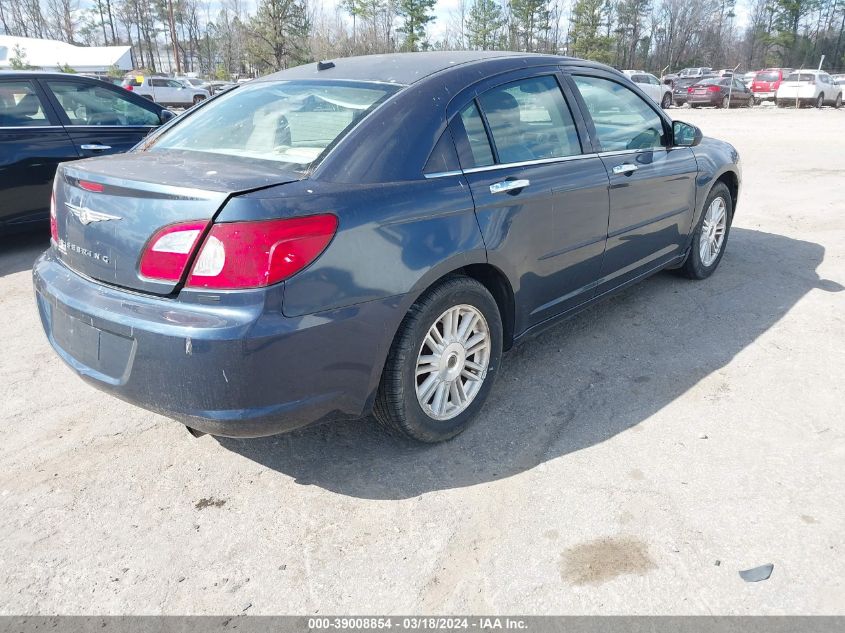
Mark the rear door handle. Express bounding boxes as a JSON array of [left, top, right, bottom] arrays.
[[80, 144, 111, 151], [612, 163, 638, 175], [490, 179, 530, 194]]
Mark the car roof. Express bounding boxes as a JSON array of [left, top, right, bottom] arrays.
[[257, 51, 592, 87], [0, 70, 109, 79]]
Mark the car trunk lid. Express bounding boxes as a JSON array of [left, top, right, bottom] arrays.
[[54, 151, 299, 295]]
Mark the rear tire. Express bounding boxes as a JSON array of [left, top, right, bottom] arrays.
[[679, 182, 733, 280], [374, 276, 503, 443], [192, 95, 206, 105], [816, 93, 824, 108], [661, 93, 672, 109], [835, 93, 842, 109], [721, 96, 730, 109]]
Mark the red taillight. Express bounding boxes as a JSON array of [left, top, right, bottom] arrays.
[[124, 85, 133, 91], [49, 191, 58, 242], [186, 215, 338, 290], [687, 86, 695, 94], [708, 85, 720, 92], [78, 180, 104, 193], [139, 221, 209, 281]]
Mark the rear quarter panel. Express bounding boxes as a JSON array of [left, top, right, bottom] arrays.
[[217, 177, 485, 317]]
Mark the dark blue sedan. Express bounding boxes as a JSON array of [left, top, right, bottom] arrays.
[[33, 52, 741, 443]]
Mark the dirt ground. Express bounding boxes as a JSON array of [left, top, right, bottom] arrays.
[[0, 105, 843, 615]]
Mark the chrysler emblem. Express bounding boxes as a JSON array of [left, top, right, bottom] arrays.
[[65, 202, 122, 225]]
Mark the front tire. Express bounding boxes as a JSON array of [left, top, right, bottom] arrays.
[[679, 182, 733, 280], [835, 93, 842, 109], [374, 276, 503, 443], [193, 95, 206, 105]]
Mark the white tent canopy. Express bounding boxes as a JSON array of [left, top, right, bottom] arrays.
[[0, 35, 132, 73]]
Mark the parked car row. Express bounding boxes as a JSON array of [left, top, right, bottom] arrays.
[[662, 67, 842, 108]]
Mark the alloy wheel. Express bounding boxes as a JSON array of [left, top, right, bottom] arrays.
[[415, 304, 491, 421], [699, 196, 728, 267]]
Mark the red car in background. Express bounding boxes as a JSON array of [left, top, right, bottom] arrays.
[[751, 68, 793, 104]]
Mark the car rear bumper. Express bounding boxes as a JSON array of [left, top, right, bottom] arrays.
[[688, 95, 719, 105], [33, 249, 399, 437], [752, 90, 775, 100]]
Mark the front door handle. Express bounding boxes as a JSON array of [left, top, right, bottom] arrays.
[[80, 144, 112, 151], [612, 163, 638, 175], [490, 179, 530, 194]]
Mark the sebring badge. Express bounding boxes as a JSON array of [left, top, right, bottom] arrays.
[[65, 202, 122, 225]]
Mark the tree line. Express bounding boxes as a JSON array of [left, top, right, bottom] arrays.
[[1, 0, 843, 77]]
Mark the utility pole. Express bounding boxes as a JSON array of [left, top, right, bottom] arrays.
[[167, 0, 182, 74]]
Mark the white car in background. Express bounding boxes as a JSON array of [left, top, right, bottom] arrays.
[[122, 75, 210, 108], [622, 70, 673, 108], [776, 70, 843, 108]]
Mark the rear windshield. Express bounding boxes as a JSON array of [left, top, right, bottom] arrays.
[[696, 78, 723, 86], [786, 73, 816, 82], [756, 72, 779, 82], [146, 80, 400, 170]]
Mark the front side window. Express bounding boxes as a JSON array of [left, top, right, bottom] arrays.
[[46, 80, 160, 126], [0, 81, 49, 127], [477, 75, 581, 164], [147, 80, 399, 170], [573, 75, 666, 152]]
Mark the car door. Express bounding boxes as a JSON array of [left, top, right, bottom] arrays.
[[148, 78, 171, 105], [40, 78, 162, 159], [450, 71, 610, 331], [567, 71, 698, 294], [731, 77, 751, 104], [0, 78, 78, 229], [166, 79, 190, 105]]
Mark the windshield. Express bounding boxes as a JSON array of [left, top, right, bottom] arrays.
[[147, 80, 400, 169]]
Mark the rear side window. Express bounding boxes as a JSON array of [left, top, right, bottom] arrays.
[[457, 101, 494, 168], [147, 80, 400, 169], [424, 130, 460, 175], [787, 73, 816, 82], [476, 75, 581, 164], [0, 80, 49, 127], [46, 80, 160, 126], [573, 75, 666, 152]]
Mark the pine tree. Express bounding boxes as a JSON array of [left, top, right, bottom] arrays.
[[248, 0, 310, 71], [510, 0, 550, 51], [397, 0, 436, 51], [568, 0, 614, 63], [466, 0, 504, 50]]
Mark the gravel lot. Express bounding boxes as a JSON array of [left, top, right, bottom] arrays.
[[1, 105, 843, 615]]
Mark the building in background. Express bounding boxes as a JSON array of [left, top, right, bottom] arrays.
[[0, 35, 132, 73]]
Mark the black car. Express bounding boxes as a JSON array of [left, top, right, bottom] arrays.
[[34, 52, 741, 443], [0, 72, 174, 233]]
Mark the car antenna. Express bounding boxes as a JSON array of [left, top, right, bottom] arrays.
[[317, 60, 335, 71]]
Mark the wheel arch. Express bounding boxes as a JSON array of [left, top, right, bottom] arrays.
[[714, 169, 740, 216]]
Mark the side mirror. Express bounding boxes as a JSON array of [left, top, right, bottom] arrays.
[[159, 109, 176, 124], [673, 120, 703, 147]]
